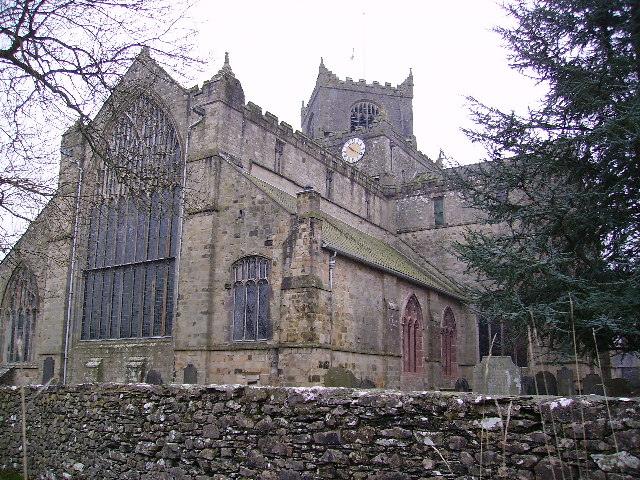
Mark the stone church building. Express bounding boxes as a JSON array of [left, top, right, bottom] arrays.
[[0, 51, 485, 390]]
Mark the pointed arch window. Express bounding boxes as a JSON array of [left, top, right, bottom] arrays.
[[80, 94, 182, 340], [442, 307, 458, 377], [350, 102, 381, 131], [402, 295, 424, 373], [232, 257, 271, 341], [2, 267, 38, 363]]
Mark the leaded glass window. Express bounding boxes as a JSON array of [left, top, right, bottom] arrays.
[[402, 295, 423, 373], [232, 257, 271, 341], [80, 94, 181, 340], [350, 102, 380, 131], [441, 307, 457, 377], [1, 267, 38, 363]]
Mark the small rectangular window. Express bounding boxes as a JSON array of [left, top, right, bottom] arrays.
[[434, 196, 445, 226]]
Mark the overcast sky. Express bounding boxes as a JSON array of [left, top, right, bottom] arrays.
[[190, 0, 545, 164]]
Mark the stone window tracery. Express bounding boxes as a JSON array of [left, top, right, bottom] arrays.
[[80, 94, 181, 340], [232, 256, 271, 341], [402, 295, 423, 373], [2, 266, 38, 363], [442, 307, 457, 377], [350, 102, 380, 131]]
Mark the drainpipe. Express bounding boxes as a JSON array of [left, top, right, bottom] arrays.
[[328, 250, 337, 290], [328, 250, 337, 369], [169, 102, 205, 375], [62, 152, 84, 385]]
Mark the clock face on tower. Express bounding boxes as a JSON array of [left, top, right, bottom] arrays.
[[341, 137, 366, 164]]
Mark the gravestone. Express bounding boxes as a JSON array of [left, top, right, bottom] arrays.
[[472, 356, 521, 395], [145, 369, 163, 385], [604, 378, 632, 397], [324, 367, 359, 388], [183, 364, 198, 384], [582, 373, 604, 395], [454, 378, 471, 392], [521, 375, 536, 395], [556, 367, 574, 396], [535, 371, 558, 395], [42, 357, 55, 384]]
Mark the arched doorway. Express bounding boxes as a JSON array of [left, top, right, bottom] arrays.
[[402, 295, 424, 373], [441, 307, 457, 378]]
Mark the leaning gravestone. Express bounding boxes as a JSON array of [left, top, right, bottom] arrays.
[[472, 356, 521, 395], [604, 378, 632, 397], [42, 356, 55, 384], [582, 373, 604, 395], [455, 377, 471, 392], [556, 367, 574, 396], [145, 369, 163, 385], [521, 375, 537, 395], [183, 364, 198, 384], [556, 367, 575, 396], [535, 371, 558, 395]]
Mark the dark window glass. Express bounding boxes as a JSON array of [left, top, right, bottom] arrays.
[[2, 267, 38, 363], [434, 196, 445, 226], [233, 280, 246, 341], [350, 102, 380, 131], [257, 280, 269, 340], [232, 257, 271, 342], [81, 94, 181, 340]]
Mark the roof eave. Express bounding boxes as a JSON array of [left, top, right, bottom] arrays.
[[322, 242, 467, 303]]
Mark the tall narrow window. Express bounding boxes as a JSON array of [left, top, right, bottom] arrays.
[[365, 190, 371, 219], [442, 307, 457, 377], [402, 295, 423, 373], [350, 101, 380, 131], [325, 169, 334, 200], [274, 139, 285, 174], [232, 257, 271, 341], [434, 196, 445, 226], [1, 267, 38, 363], [81, 94, 181, 340]]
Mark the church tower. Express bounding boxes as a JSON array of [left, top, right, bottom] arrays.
[[301, 59, 415, 144], [301, 59, 436, 183]]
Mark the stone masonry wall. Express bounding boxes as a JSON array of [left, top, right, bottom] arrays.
[[1, 384, 638, 480]]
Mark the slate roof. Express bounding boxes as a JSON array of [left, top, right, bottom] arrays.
[[246, 174, 466, 300]]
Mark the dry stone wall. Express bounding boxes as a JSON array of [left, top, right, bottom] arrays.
[[0, 384, 638, 480]]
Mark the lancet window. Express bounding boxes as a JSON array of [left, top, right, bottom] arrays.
[[80, 94, 182, 340], [2, 267, 38, 362], [442, 307, 458, 377], [402, 295, 424, 373], [232, 256, 271, 341]]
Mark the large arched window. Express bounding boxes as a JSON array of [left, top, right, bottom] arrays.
[[2, 267, 38, 363], [402, 295, 424, 373], [350, 101, 380, 131], [441, 307, 458, 377], [80, 94, 182, 340], [232, 256, 271, 341]]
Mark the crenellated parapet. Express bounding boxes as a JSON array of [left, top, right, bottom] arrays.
[[238, 100, 387, 197]]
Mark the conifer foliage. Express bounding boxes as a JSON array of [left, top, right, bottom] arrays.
[[450, 0, 640, 354]]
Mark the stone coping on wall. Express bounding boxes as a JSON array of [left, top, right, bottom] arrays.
[[1, 384, 638, 479]]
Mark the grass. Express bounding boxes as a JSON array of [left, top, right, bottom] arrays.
[[0, 471, 23, 480]]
